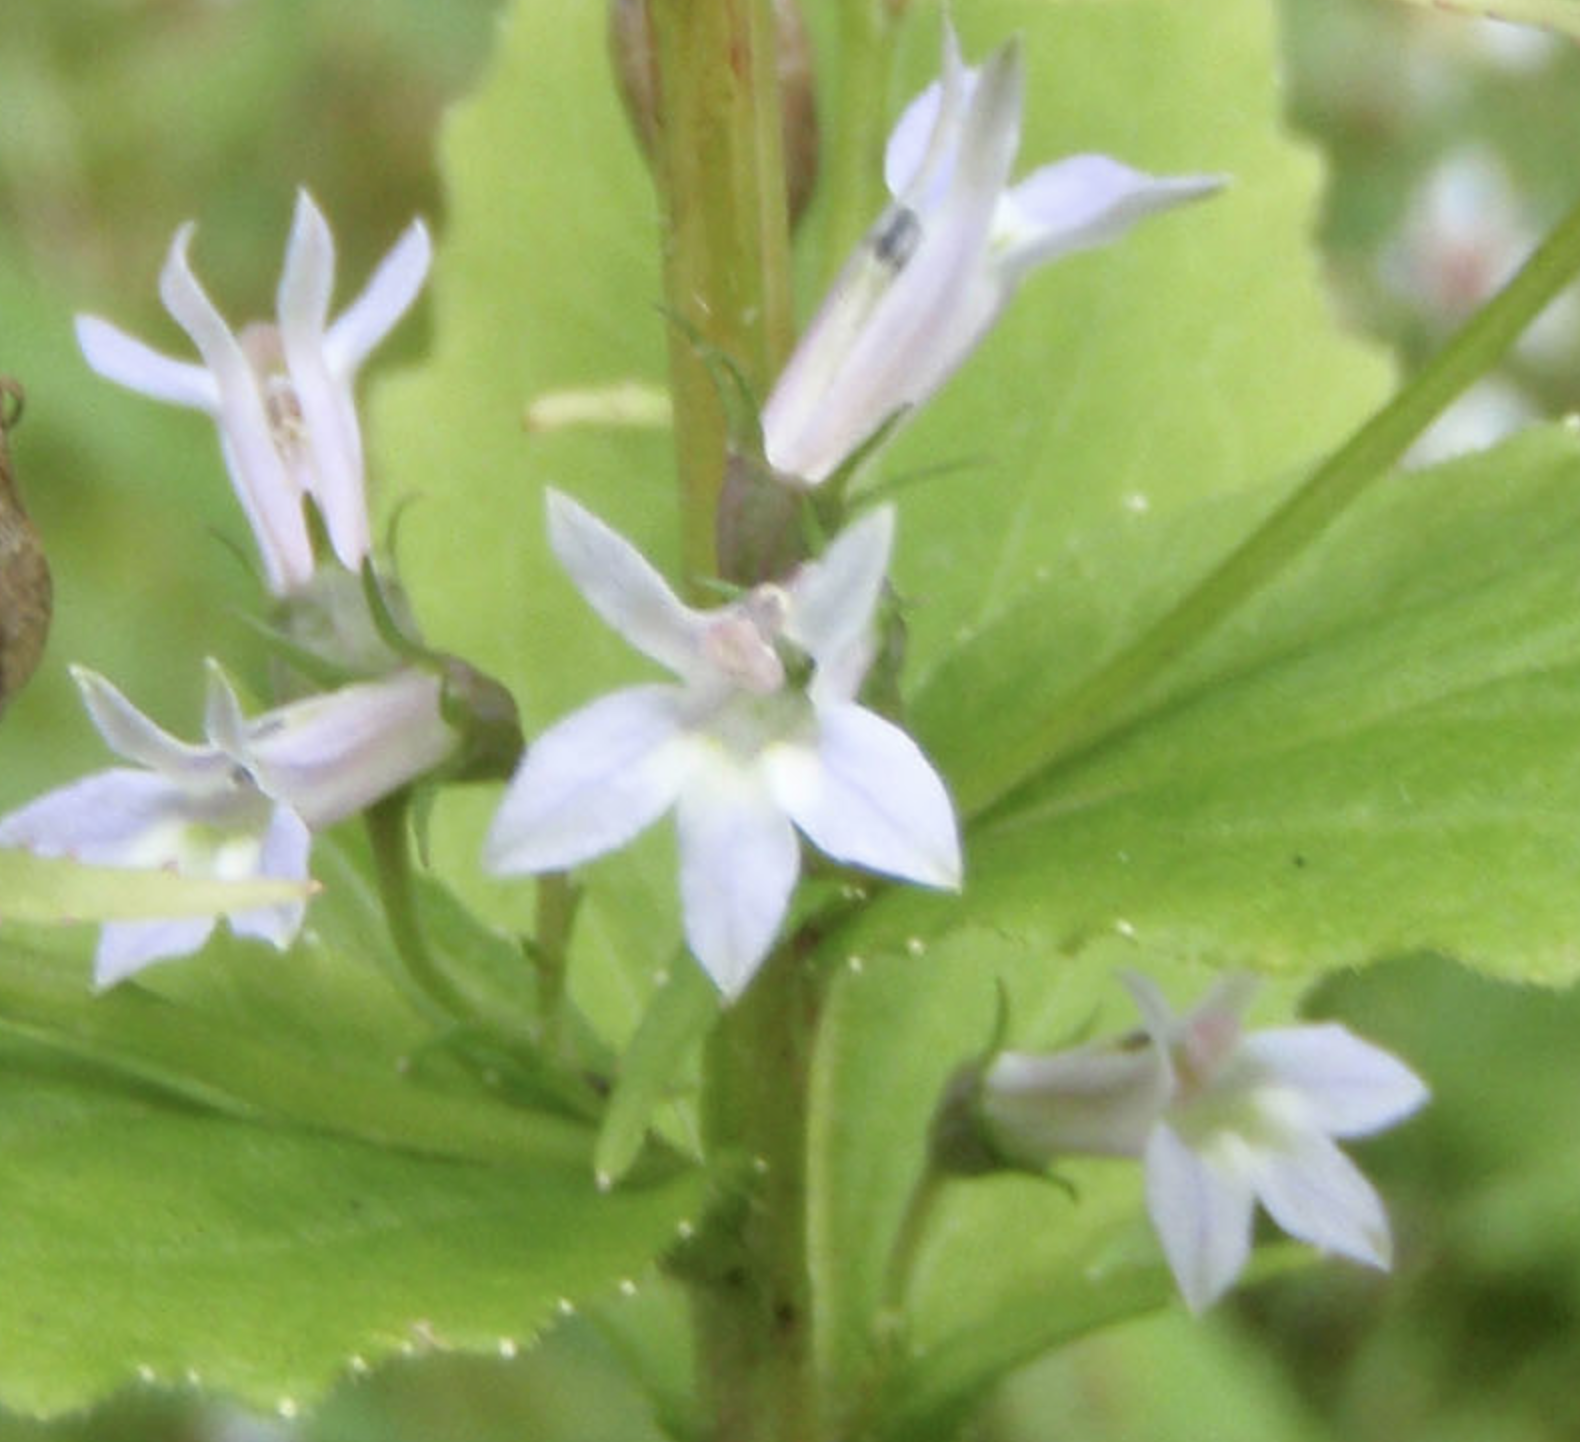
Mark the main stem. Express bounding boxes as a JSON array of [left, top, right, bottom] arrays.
[[692, 947, 822, 1442], [647, 0, 793, 591]]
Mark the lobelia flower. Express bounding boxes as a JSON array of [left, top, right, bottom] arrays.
[[760, 27, 1225, 485], [980, 972, 1429, 1312], [484, 492, 962, 999], [0, 663, 461, 988], [0, 666, 310, 988], [75, 190, 430, 595]]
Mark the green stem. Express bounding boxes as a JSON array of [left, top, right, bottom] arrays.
[[959, 184, 1580, 817], [692, 944, 822, 1442], [648, 0, 794, 590], [531, 871, 581, 1060], [364, 794, 474, 1026], [814, 0, 906, 291]]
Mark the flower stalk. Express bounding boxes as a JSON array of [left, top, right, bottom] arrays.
[[644, 0, 795, 587]]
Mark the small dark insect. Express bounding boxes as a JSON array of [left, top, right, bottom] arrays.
[[871, 205, 922, 271], [0, 379, 52, 711]]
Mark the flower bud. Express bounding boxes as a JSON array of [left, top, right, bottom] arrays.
[[609, 0, 820, 228]]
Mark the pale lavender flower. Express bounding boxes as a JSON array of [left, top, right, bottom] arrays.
[[983, 972, 1429, 1312], [0, 667, 309, 987], [0, 663, 458, 987], [761, 28, 1223, 484], [484, 492, 961, 998], [76, 190, 430, 594]]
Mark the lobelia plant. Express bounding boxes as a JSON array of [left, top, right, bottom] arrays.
[[5, 2, 1580, 1440]]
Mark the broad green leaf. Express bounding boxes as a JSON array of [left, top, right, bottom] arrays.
[[0, 833, 701, 1418], [0, 849, 309, 924], [870, 426, 1580, 983], [0, 1038, 701, 1420]]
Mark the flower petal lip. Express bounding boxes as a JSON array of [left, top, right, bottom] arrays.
[[996, 157, 1226, 279], [484, 686, 691, 874], [545, 490, 709, 679], [765, 702, 961, 889], [675, 764, 801, 999], [95, 918, 218, 990], [1238, 1024, 1430, 1136], [1145, 1122, 1255, 1314], [1247, 1129, 1393, 1271]]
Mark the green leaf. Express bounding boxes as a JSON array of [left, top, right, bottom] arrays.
[[0, 1038, 701, 1420], [0, 849, 311, 924], [596, 957, 716, 1188], [890, 425, 1580, 983], [0, 835, 703, 1419]]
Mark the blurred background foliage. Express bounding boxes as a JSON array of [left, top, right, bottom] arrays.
[[3, 0, 1580, 1438]]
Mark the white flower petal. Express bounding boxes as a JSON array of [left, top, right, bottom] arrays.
[[545, 491, 709, 678], [158, 223, 314, 592], [997, 158, 1225, 280], [1248, 1129, 1393, 1271], [279, 190, 369, 572], [325, 218, 432, 374], [1119, 971, 1181, 1056], [883, 24, 973, 201], [74, 315, 218, 411], [1145, 1122, 1255, 1312], [1239, 1025, 1429, 1138], [484, 685, 688, 874], [244, 669, 455, 828], [766, 701, 960, 889], [785, 505, 894, 668], [73, 667, 232, 790], [95, 918, 217, 989], [675, 764, 800, 998], [229, 804, 312, 947], [0, 769, 193, 864]]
